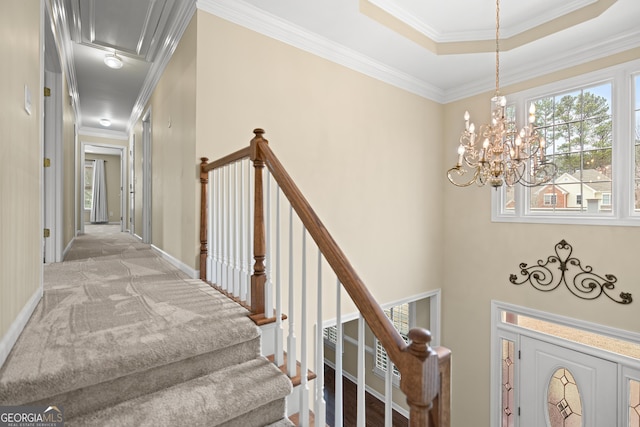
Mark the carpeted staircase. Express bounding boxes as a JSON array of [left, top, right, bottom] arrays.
[[0, 227, 293, 426]]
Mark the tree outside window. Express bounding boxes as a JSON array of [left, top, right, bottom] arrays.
[[530, 84, 613, 214]]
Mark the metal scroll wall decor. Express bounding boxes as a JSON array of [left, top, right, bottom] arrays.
[[510, 239, 632, 304]]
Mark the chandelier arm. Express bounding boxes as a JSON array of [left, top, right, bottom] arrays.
[[447, 166, 480, 187]]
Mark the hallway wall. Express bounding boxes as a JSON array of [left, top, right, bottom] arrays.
[[0, 0, 43, 355]]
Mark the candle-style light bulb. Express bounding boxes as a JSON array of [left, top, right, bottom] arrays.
[[457, 144, 465, 166]]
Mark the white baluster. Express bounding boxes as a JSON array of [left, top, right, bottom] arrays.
[[286, 205, 296, 377], [300, 227, 309, 427], [229, 163, 235, 295], [385, 352, 393, 427], [357, 314, 366, 427], [222, 165, 228, 291], [206, 169, 213, 283], [246, 161, 253, 306], [274, 188, 284, 366], [215, 168, 221, 286], [314, 249, 326, 427], [233, 161, 241, 298], [335, 278, 343, 427], [265, 171, 273, 318], [240, 160, 247, 301]]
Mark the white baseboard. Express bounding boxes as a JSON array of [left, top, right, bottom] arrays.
[[151, 244, 199, 279], [62, 236, 75, 260], [0, 286, 43, 369]]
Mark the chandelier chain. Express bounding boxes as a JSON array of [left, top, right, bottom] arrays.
[[495, 0, 500, 96]]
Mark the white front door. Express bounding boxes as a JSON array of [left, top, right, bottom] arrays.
[[520, 336, 617, 427]]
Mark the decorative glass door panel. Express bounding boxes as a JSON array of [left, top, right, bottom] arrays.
[[520, 336, 617, 427]]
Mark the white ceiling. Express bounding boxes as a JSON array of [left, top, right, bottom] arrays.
[[48, 0, 640, 137]]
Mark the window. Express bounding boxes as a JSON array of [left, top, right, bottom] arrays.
[[84, 161, 94, 210], [493, 60, 640, 225], [374, 303, 411, 380], [323, 325, 337, 346]]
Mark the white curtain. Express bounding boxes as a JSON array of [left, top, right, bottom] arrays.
[[90, 159, 109, 223]]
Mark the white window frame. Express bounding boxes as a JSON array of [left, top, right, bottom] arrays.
[[492, 59, 640, 226]]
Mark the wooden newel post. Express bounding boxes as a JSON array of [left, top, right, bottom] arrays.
[[250, 129, 268, 315], [199, 158, 209, 281], [400, 328, 440, 427]]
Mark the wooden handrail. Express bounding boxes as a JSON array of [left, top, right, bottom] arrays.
[[199, 129, 444, 425]]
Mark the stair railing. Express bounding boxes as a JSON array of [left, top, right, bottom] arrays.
[[200, 129, 450, 427]]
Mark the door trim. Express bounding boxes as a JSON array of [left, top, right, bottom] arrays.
[[491, 301, 640, 427]]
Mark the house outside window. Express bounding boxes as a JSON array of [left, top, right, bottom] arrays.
[[493, 60, 640, 225]]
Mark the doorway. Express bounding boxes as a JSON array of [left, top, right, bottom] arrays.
[[80, 142, 126, 235], [141, 109, 152, 244], [43, 8, 63, 263]]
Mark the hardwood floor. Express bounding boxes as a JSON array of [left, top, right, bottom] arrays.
[[323, 364, 409, 427]]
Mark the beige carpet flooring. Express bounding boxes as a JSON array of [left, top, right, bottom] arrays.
[[0, 226, 289, 423]]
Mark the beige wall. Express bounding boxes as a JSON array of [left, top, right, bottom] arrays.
[[0, 0, 43, 342], [194, 11, 444, 307], [441, 48, 640, 427], [142, 15, 197, 265], [84, 153, 121, 224]]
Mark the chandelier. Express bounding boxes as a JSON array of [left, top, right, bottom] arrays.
[[447, 0, 556, 188]]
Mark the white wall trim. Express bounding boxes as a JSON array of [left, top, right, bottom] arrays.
[[151, 244, 199, 279], [0, 287, 43, 369], [322, 288, 442, 346]]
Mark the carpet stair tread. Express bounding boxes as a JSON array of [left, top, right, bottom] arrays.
[[66, 357, 293, 427], [0, 260, 259, 408]]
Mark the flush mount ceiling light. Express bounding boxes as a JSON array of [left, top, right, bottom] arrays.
[[447, 0, 557, 188], [99, 118, 111, 127], [103, 53, 123, 69]]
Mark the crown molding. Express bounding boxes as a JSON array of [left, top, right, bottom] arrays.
[[367, 0, 600, 43], [444, 28, 640, 103], [196, 0, 446, 103], [126, 0, 197, 133]]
